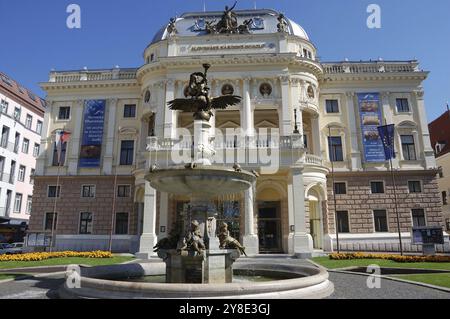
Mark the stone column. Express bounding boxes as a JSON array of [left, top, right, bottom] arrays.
[[154, 82, 165, 137], [311, 115, 321, 157], [243, 187, 259, 256], [164, 79, 176, 139], [414, 90, 436, 169], [288, 166, 313, 258], [68, 99, 84, 175], [103, 98, 118, 175], [242, 78, 254, 137], [345, 93, 362, 171], [279, 76, 292, 136], [136, 182, 158, 259], [158, 192, 169, 241]]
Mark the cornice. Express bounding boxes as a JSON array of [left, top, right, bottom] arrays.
[[40, 80, 139, 91]]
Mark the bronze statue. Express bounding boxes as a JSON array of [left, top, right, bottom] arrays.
[[238, 19, 253, 34], [178, 220, 206, 255], [153, 224, 181, 253], [218, 222, 247, 256], [277, 13, 289, 33], [167, 17, 177, 36], [167, 64, 242, 121], [216, 1, 238, 33]]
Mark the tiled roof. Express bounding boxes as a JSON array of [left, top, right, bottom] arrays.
[[0, 71, 46, 115], [429, 110, 450, 158]]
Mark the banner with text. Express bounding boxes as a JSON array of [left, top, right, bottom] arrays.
[[358, 93, 385, 163], [79, 100, 106, 168]]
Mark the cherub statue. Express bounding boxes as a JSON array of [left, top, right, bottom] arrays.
[[153, 224, 180, 253], [218, 222, 247, 256], [179, 220, 206, 255]]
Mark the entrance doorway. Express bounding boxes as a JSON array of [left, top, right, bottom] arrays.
[[257, 202, 282, 253], [308, 191, 323, 250]]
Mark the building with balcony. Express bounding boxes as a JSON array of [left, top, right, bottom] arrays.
[[0, 72, 45, 241], [429, 108, 450, 231], [28, 8, 447, 255]]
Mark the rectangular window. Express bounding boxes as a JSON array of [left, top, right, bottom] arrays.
[[443, 191, 448, 206], [337, 211, 350, 233], [120, 140, 134, 166], [14, 107, 21, 121], [328, 137, 344, 162], [374, 210, 388, 232], [26, 196, 32, 215], [325, 99, 339, 114], [115, 212, 129, 235], [371, 181, 385, 194], [25, 114, 33, 129], [22, 138, 30, 154], [58, 107, 71, 120], [33, 143, 40, 157], [117, 185, 131, 198], [334, 182, 347, 195], [81, 185, 96, 198], [14, 193, 23, 213], [48, 185, 61, 198], [412, 209, 426, 228], [36, 120, 43, 134], [30, 169, 35, 185], [1, 126, 10, 148], [446, 219, 450, 231], [408, 181, 422, 193], [79, 212, 93, 235], [14, 133, 20, 153], [123, 104, 136, 118], [9, 161, 16, 184], [18, 165, 26, 182], [44, 212, 58, 231], [52, 142, 67, 166], [396, 98, 410, 113], [0, 99, 8, 114], [401, 135, 417, 161]]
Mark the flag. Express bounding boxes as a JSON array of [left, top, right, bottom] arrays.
[[378, 124, 396, 160], [56, 130, 71, 166]]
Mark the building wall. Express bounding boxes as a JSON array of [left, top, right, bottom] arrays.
[[437, 153, 450, 230]]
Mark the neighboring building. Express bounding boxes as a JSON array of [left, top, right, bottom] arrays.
[[0, 72, 46, 242], [29, 8, 447, 255], [429, 109, 450, 231]]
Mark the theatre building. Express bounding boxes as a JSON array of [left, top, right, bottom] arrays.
[[28, 8, 448, 256]]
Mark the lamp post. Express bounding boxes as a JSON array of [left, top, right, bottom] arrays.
[[328, 125, 340, 254]]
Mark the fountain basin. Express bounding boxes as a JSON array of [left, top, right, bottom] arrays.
[[59, 262, 334, 299], [146, 165, 257, 198]]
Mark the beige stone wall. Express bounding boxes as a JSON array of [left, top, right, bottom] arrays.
[[30, 176, 137, 235], [326, 171, 443, 234]]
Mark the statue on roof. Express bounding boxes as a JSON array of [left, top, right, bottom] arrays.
[[277, 13, 289, 33], [217, 1, 238, 33], [167, 17, 177, 36]]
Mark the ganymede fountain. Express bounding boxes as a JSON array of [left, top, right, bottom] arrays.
[[59, 63, 334, 299]]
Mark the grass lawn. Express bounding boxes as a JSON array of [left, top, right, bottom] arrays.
[[0, 256, 135, 270], [392, 273, 450, 289], [312, 257, 450, 271]]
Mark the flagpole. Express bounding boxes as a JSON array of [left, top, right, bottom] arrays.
[[49, 136, 61, 253], [328, 125, 340, 254], [108, 172, 118, 253]]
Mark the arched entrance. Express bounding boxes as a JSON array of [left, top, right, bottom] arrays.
[[306, 186, 325, 250], [257, 185, 284, 254]]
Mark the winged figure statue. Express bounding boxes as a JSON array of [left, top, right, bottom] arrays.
[[167, 64, 242, 121]]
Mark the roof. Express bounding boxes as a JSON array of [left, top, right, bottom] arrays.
[[0, 71, 46, 115], [150, 8, 310, 45], [429, 110, 450, 158]]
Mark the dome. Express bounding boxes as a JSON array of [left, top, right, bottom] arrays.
[[149, 9, 310, 45]]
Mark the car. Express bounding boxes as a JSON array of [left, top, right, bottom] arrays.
[[0, 243, 24, 255]]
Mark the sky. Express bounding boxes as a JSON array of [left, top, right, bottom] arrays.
[[0, 0, 449, 121]]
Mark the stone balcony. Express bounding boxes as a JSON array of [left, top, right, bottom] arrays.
[[322, 60, 421, 74], [49, 68, 138, 83]]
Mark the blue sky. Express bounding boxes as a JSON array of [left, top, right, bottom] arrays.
[[0, 0, 449, 121]]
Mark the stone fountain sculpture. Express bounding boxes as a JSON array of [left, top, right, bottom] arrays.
[[147, 64, 257, 284]]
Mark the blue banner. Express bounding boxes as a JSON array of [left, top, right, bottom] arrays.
[[79, 100, 106, 168], [358, 93, 385, 163]]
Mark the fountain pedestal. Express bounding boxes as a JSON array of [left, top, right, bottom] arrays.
[[162, 249, 240, 284]]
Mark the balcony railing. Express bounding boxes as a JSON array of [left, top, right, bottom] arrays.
[[0, 141, 16, 153], [322, 61, 420, 74], [50, 68, 137, 83], [305, 154, 324, 166], [0, 173, 12, 184]]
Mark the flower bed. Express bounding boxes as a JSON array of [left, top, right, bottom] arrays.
[[0, 251, 112, 262], [330, 252, 450, 263]]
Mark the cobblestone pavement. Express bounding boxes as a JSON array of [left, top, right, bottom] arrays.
[[0, 258, 449, 299]]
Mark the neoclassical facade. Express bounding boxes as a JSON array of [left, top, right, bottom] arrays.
[[29, 8, 448, 256]]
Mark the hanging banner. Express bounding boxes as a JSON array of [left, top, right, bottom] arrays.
[[358, 93, 385, 163], [79, 100, 106, 168]]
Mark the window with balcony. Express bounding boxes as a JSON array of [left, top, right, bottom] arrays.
[[22, 138, 29, 154], [79, 212, 93, 235], [14, 193, 23, 213], [25, 114, 33, 129], [371, 181, 385, 194], [325, 100, 339, 114], [18, 165, 26, 182], [1, 126, 9, 148], [115, 212, 129, 235], [374, 210, 388, 232], [337, 211, 350, 233], [396, 98, 410, 113], [328, 136, 344, 162], [120, 140, 134, 166], [412, 209, 426, 228], [123, 104, 136, 118], [401, 135, 417, 161], [58, 107, 71, 120]]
